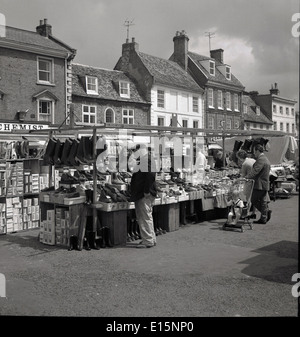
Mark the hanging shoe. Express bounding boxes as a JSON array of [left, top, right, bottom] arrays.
[[67, 139, 80, 166], [43, 138, 57, 165], [60, 138, 72, 165], [53, 139, 64, 165]]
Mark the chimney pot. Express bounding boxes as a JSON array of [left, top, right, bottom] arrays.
[[40, 20, 43, 25], [44, 18, 47, 24], [132, 37, 135, 43]]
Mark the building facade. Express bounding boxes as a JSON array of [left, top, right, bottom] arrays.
[[250, 83, 297, 136], [242, 91, 273, 131], [0, 19, 76, 130], [72, 63, 151, 127], [169, 31, 245, 131], [114, 37, 204, 129]]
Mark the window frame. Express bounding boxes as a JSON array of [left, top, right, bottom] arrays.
[[226, 92, 231, 110], [37, 99, 54, 123], [157, 89, 165, 108], [82, 104, 97, 124], [207, 116, 214, 129], [225, 66, 231, 80], [209, 60, 215, 76], [157, 116, 165, 126], [86, 76, 98, 95], [192, 96, 199, 113], [193, 120, 199, 129], [208, 88, 214, 108], [217, 90, 223, 110], [122, 109, 134, 125], [37, 56, 54, 84], [119, 81, 130, 98], [234, 94, 239, 111], [105, 108, 115, 124]]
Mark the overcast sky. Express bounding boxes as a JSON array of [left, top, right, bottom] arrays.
[[1, 0, 299, 108]]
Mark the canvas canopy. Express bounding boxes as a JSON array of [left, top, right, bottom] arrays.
[[216, 135, 298, 165]]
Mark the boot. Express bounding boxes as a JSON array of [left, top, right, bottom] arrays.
[[68, 235, 78, 251], [44, 138, 57, 165], [83, 236, 91, 250], [60, 138, 72, 165], [75, 137, 86, 164], [68, 139, 80, 166], [233, 140, 243, 152], [53, 139, 64, 166], [87, 231, 100, 250], [241, 139, 252, 152], [103, 226, 113, 247], [83, 136, 94, 162]]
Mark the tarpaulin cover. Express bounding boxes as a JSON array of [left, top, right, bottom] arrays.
[[217, 135, 298, 165]]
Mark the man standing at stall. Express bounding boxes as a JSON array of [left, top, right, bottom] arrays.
[[245, 144, 272, 224], [130, 144, 157, 248]]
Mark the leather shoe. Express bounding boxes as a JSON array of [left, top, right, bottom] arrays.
[[267, 210, 272, 222]]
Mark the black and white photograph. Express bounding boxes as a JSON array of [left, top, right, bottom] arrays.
[[0, 0, 299, 326]]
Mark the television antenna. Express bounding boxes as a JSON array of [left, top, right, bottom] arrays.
[[205, 31, 215, 52], [124, 19, 135, 41]]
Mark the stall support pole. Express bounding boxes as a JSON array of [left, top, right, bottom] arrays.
[[92, 128, 98, 233]]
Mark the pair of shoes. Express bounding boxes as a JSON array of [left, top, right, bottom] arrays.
[[267, 210, 272, 222], [136, 241, 154, 248], [253, 219, 267, 224]]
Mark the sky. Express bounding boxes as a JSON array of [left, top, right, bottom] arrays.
[[1, 0, 299, 108]]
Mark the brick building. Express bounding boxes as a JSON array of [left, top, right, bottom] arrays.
[[0, 19, 76, 130], [71, 63, 151, 126], [169, 31, 245, 131]]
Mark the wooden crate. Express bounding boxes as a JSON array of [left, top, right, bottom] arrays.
[[98, 209, 127, 246], [157, 203, 180, 232]]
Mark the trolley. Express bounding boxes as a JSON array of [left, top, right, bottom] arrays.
[[222, 178, 255, 233]]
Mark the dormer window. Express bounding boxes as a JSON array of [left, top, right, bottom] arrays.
[[256, 106, 260, 116], [225, 66, 231, 80], [209, 61, 215, 76], [86, 76, 98, 95], [119, 81, 130, 98]]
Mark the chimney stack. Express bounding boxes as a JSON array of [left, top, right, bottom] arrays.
[[36, 18, 52, 37], [210, 49, 224, 63], [172, 30, 189, 71], [270, 82, 279, 95]]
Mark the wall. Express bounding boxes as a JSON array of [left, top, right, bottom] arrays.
[[0, 47, 66, 124]]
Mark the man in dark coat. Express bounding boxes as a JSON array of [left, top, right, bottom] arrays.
[[245, 144, 271, 224], [130, 144, 157, 248]]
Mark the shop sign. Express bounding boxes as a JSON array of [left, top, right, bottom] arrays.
[[0, 123, 49, 132]]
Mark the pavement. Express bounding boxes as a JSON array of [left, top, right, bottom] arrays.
[[0, 194, 298, 319]]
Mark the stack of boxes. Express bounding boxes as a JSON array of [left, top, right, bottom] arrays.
[[0, 202, 6, 234], [6, 161, 24, 196], [6, 197, 23, 232], [23, 197, 40, 230], [39, 209, 55, 245], [55, 207, 70, 247], [24, 170, 40, 194], [0, 162, 6, 196], [40, 173, 49, 191]]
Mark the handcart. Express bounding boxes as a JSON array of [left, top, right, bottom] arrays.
[[222, 178, 255, 233]]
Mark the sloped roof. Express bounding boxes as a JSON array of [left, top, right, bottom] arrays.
[[0, 26, 73, 54], [72, 63, 149, 104], [243, 94, 273, 125], [138, 52, 202, 93], [188, 51, 244, 89]]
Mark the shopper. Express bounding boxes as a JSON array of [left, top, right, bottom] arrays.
[[130, 144, 157, 248], [214, 150, 224, 169], [194, 148, 207, 173], [236, 150, 256, 177], [245, 144, 271, 224]]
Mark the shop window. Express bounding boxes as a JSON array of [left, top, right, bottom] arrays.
[[157, 117, 165, 126], [82, 105, 96, 124]]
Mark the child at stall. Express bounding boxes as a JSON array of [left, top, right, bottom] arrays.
[[226, 189, 244, 225]]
